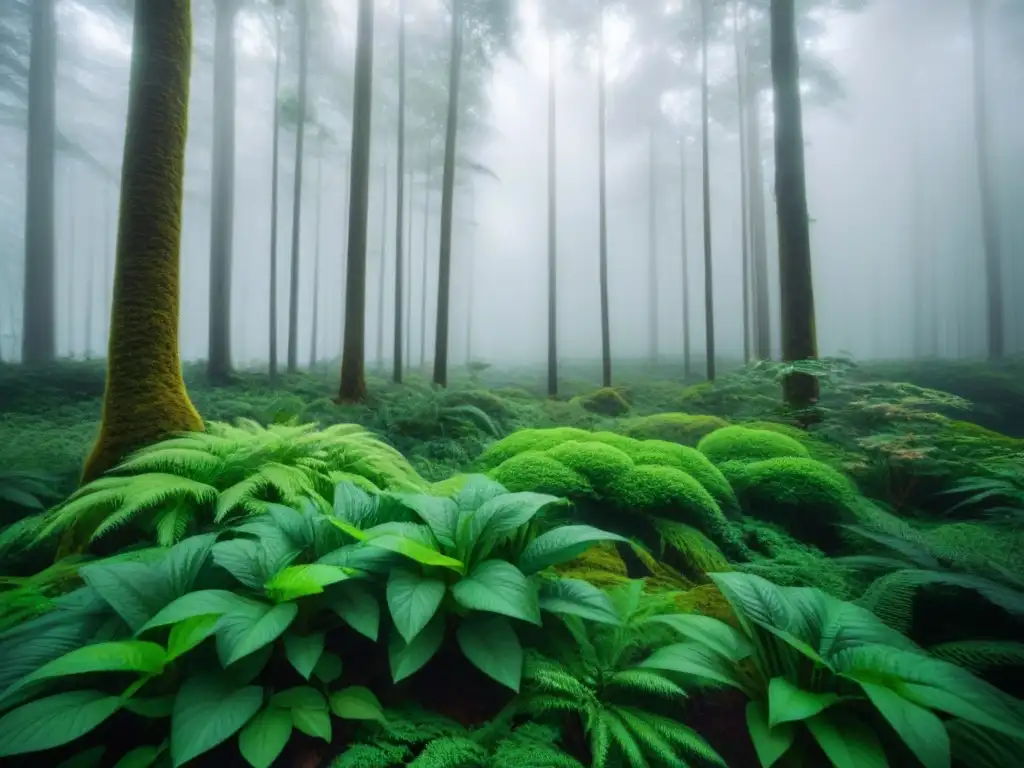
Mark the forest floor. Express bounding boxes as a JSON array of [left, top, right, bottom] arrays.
[[1, 355, 1023, 767]]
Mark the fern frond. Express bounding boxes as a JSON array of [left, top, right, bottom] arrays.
[[629, 709, 728, 767], [114, 447, 225, 479], [216, 474, 272, 521], [948, 718, 1024, 768], [90, 475, 217, 542], [929, 641, 1024, 674], [408, 736, 487, 768], [331, 742, 410, 768], [614, 706, 687, 768], [153, 501, 194, 547], [607, 668, 687, 699], [601, 708, 649, 767]]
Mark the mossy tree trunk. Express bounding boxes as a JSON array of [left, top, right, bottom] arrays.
[[771, 0, 819, 408], [393, 0, 407, 384], [287, 0, 311, 374], [546, 17, 558, 398], [432, 0, 465, 389], [207, 0, 240, 384], [21, 0, 57, 365], [338, 0, 376, 402], [700, 0, 716, 381], [83, 0, 202, 484]]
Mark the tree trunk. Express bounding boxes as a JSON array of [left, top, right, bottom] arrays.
[[339, 150, 351, 356], [771, 0, 819, 408], [679, 136, 691, 380], [433, 0, 464, 388], [970, 0, 1004, 360], [269, 10, 283, 381], [338, 0, 375, 402], [21, 0, 57, 364], [700, 0, 716, 381], [66, 162, 76, 357], [546, 21, 558, 397], [465, 184, 476, 362], [597, 0, 612, 388], [287, 0, 311, 374], [392, 0, 406, 383], [310, 142, 323, 368], [734, 0, 752, 363], [647, 124, 659, 365], [376, 162, 389, 369], [83, 0, 202, 484], [420, 151, 433, 368], [747, 82, 771, 360], [405, 168, 415, 366], [85, 175, 96, 359]]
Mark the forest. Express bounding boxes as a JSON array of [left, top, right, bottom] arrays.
[[0, 0, 1023, 767]]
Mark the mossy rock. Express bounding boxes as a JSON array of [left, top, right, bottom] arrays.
[[478, 427, 591, 469], [621, 439, 740, 519], [545, 441, 635, 488], [672, 584, 738, 626], [488, 451, 594, 498], [697, 425, 810, 465], [555, 542, 631, 589], [618, 412, 729, 446], [724, 457, 859, 552], [571, 387, 631, 417]]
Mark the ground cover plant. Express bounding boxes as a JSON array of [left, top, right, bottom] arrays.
[[1, 357, 1024, 767]]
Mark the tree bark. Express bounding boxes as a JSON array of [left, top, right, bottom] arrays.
[[338, 0, 375, 402], [679, 136, 691, 380], [747, 83, 772, 360], [647, 124, 659, 365], [393, 0, 407, 383], [287, 0, 311, 374], [734, 0, 752, 364], [309, 140, 323, 368], [970, 0, 1004, 360], [432, 0, 464, 388], [700, 0, 716, 381], [547, 21, 558, 397], [376, 161, 389, 369], [771, 0, 819, 408], [405, 168, 415, 366], [83, 0, 202, 485], [269, 9, 283, 381], [420, 151, 433, 368], [21, 0, 57, 364], [597, 0, 612, 387], [465, 184, 476, 362]]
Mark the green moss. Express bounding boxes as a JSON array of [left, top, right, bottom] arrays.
[[739, 420, 861, 471], [570, 387, 631, 416], [697, 425, 810, 465], [555, 542, 632, 588], [618, 412, 729, 446], [488, 451, 594, 498], [588, 431, 641, 454], [477, 427, 591, 469], [650, 518, 732, 580], [727, 457, 859, 552], [622, 440, 739, 519], [545, 440, 634, 489], [605, 465, 728, 542]]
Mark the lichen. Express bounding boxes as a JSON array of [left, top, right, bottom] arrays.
[[697, 425, 810, 465]]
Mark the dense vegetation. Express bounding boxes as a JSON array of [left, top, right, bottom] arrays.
[[1, 356, 1023, 768]]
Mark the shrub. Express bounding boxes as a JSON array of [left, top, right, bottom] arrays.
[[570, 387, 630, 417], [618, 412, 728, 446], [697, 425, 810, 465]]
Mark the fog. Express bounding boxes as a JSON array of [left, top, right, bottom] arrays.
[[1, 0, 1022, 372]]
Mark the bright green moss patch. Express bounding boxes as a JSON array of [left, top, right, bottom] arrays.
[[488, 451, 594, 498], [697, 425, 810, 465], [587, 430, 641, 454], [623, 440, 739, 518], [478, 426, 591, 469], [618, 412, 729, 446], [571, 386, 631, 416], [554, 541, 632, 588], [545, 440, 634, 488], [605, 465, 728, 539], [726, 457, 859, 552]]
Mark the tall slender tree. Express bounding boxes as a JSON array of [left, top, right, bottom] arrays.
[[679, 136, 692, 379], [268, 0, 284, 381], [309, 131, 324, 368], [700, 0, 716, 381], [771, 0, 819, 407], [21, 0, 57, 364], [83, 0, 202, 483], [597, 0, 612, 388], [338, 0, 375, 402], [420, 150, 433, 368], [647, 125, 659, 364], [546, 18, 559, 397], [287, 0, 311, 373], [393, 0, 408, 383], [734, 0, 753, 363], [376, 161, 389, 369]]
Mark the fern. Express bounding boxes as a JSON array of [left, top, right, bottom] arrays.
[[929, 640, 1024, 674]]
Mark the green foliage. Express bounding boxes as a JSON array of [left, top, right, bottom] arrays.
[[489, 451, 596, 499], [618, 412, 729, 446], [570, 387, 631, 417], [642, 571, 1024, 768], [697, 425, 811, 465], [40, 421, 426, 550]]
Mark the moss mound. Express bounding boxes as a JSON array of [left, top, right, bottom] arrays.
[[621, 439, 739, 518], [477, 426, 591, 469], [697, 425, 810, 465], [554, 542, 631, 589], [724, 457, 859, 552], [571, 387, 631, 416], [488, 450, 594, 498], [618, 412, 728, 446], [545, 440, 635, 488]]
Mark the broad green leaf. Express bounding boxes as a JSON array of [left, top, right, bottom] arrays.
[[367, 533, 464, 572], [452, 475, 508, 511], [325, 516, 370, 541], [57, 745, 107, 768], [805, 710, 889, 768], [224, 643, 274, 686], [293, 707, 331, 742], [139, 590, 258, 633], [170, 675, 263, 767], [212, 539, 297, 591], [639, 642, 747, 691], [331, 582, 381, 641], [456, 613, 523, 692], [1, 640, 167, 704], [471, 492, 566, 543], [264, 564, 351, 602], [451, 560, 541, 625], [238, 706, 292, 768], [113, 743, 166, 768], [746, 701, 795, 768], [333, 482, 378, 527], [167, 614, 220, 660], [80, 561, 178, 633], [517, 525, 628, 575], [768, 677, 840, 726], [538, 578, 622, 625], [859, 681, 950, 768], [0, 690, 123, 757], [647, 613, 754, 661], [329, 686, 386, 722], [317, 542, 399, 573], [387, 569, 446, 643], [313, 652, 343, 684], [271, 686, 328, 711], [392, 494, 459, 548], [283, 632, 325, 680], [389, 616, 445, 682], [216, 602, 298, 667], [272, 687, 331, 743], [125, 696, 175, 719], [266, 504, 317, 550]]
